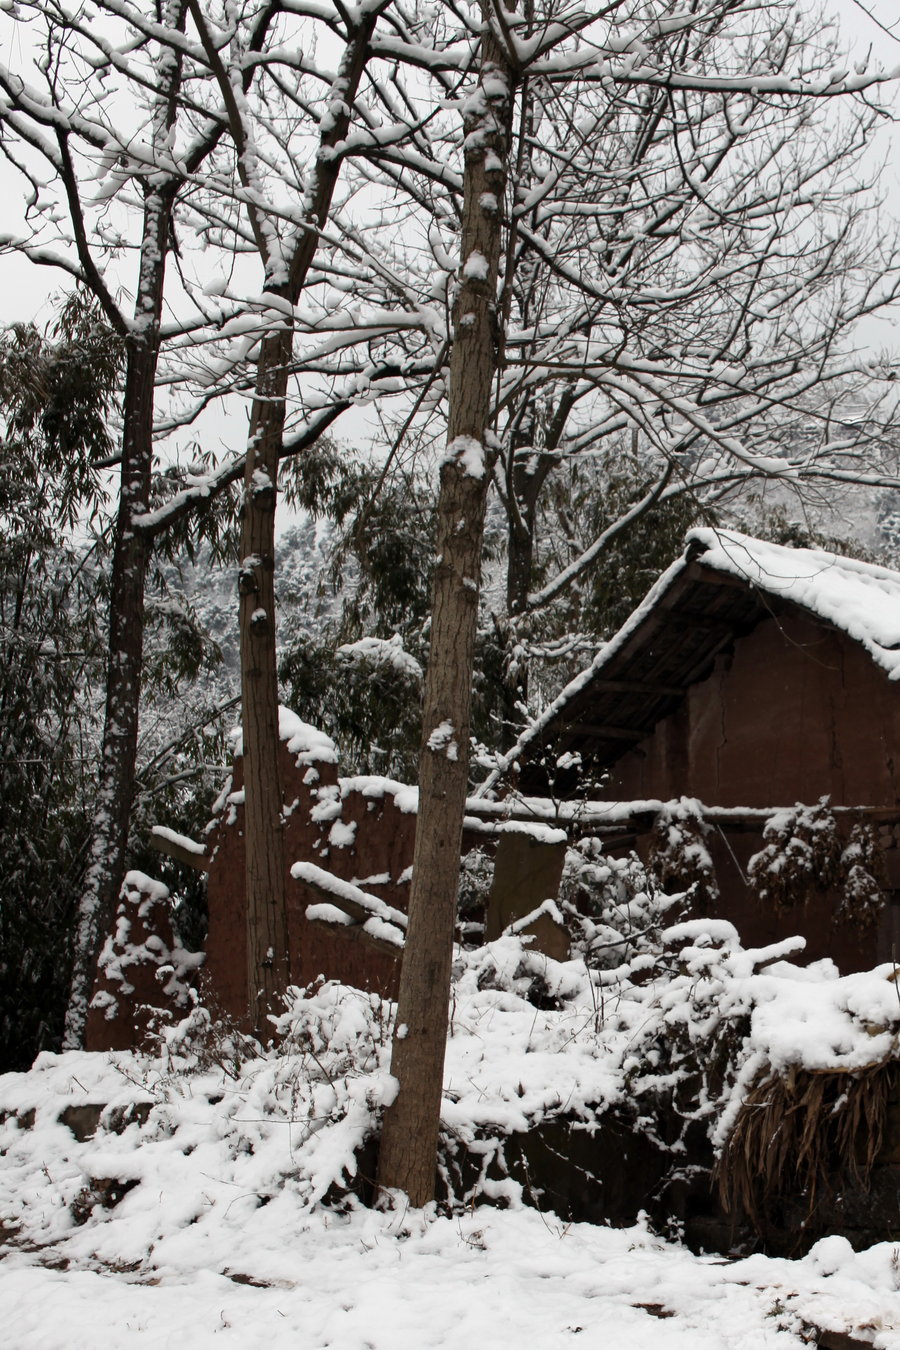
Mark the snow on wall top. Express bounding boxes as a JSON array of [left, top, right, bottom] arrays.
[[229, 706, 339, 765], [688, 527, 900, 678]]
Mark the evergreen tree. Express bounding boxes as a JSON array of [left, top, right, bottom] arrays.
[[0, 295, 119, 1070]]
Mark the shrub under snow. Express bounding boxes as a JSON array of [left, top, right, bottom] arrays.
[[3, 904, 900, 1271]]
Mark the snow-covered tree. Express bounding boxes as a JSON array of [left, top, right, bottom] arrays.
[[375, 0, 518, 1205], [0, 0, 262, 1044], [370, 0, 900, 1205], [186, 0, 404, 1028], [0, 0, 394, 1039], [353, 0, 900, 730], [3, 0, 900, 1095]]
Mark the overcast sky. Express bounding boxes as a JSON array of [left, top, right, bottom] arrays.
[[0, 3, 897, 345]]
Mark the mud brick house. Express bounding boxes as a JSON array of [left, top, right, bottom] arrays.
[[499, 526, 900, 970], [87, 527, 900, 1049]]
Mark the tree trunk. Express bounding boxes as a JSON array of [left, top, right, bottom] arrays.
[[500, 379, 581, 740], [236, 10, 384, 1030], [501, 451, 552, 740], [64, 189, 172, 1048], [239, 324, 292, 1031], [377, 6, 516, 1206]]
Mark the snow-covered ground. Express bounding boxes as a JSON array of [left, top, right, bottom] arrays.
[[4, 922, 900, 1348], [5, 1203, 900, 1350]]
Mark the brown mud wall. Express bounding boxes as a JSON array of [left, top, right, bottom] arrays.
[[203, 743, 417, 1017], [607, 613, 900, 970], [610, 612, 900, 809]]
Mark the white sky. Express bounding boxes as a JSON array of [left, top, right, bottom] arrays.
[[0, 3, 895, 304], [836, 8, 900, 355], [0, 1, 898, 430]]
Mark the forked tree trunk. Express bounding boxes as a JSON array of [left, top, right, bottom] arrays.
[[501, 387, 579, 740], [376, 6, 516, 1206], [235, 10, 385, 1031], [501, 448, 553, 741], [62, 0, 197, 1050]]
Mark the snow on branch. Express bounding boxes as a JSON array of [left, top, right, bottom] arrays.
[[293, 861, 406, 953]]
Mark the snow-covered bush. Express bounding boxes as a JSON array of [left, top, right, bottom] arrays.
[[748, 799, 843, 908], [747, 800, 885, 927], [558, 836, 685, 968], [649, 798, 719, 912], [457, 845, 494, 945], [4, 912, 900, 1259], [837, 822, 886, 929]]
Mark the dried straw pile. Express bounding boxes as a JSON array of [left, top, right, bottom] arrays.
[[715, 1059, 897, 1249]]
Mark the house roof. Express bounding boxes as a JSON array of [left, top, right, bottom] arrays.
[[486, 527, 900, 795]]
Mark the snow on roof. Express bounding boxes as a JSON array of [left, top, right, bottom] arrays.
[[688, 527, 900, 678], [476, 527, 900, 796]]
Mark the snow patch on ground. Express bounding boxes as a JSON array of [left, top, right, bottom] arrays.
[[4, 1187, 900, 1348]]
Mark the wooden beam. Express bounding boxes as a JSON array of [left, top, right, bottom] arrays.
[[588, 832, 640, 850], [149, 827, 209, 872], [297, 872, 378, 925], [464, 797, 900, 834], [563, 721, 646, 741], [656, 607, 737, 636], [588, 677, 685, 699], [293, 866, 408, 932], [305, 910, 403, 960]]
